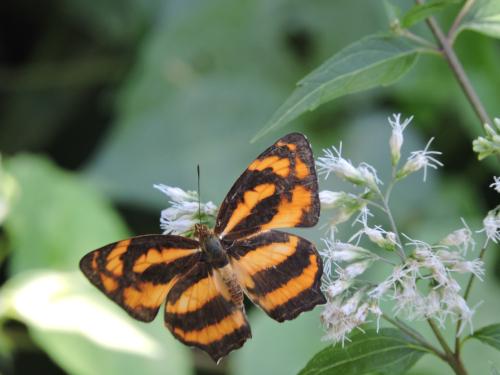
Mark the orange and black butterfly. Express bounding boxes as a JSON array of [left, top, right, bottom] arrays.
[[79, 133, 325, 362]]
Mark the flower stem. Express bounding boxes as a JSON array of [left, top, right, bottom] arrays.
[[427, 318, 469, 375], [382, 314, 447, 360], [375, 182, 406, 260], [454, 243, 488, 355], [427, 318, 454, 357], [415, 0, 492, 128]]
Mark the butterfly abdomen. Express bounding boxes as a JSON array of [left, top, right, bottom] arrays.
[[219, 265, 244, 308]]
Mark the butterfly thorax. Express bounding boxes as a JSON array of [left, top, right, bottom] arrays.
[[195, 224, 244, 308]]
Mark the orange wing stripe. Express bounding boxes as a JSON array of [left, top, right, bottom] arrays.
[[166, 276, 218, 314], [124, 280, 176, 309], [133, 248, 198, 273], [257, 254, 318, 311], [222, 183, 276, 235], [105, 240, 130, 276], [295, 157, 309, 179], [173, 311, 245, 345], [100, 273, 119, 292], [235, 236, 298, 277], [260, 185, 312, 230]]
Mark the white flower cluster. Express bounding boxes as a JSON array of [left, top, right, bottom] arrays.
[[370, 237, 482, 334], [319, 230, 382, 345], [154, 184, 217, 236], [317, 114, 495, 345]]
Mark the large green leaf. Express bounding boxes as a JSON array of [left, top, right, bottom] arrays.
[[0, 271, 192, 375], [458, 0, 500, 39], [298, 328, 427, 375], [4, 154, 129, 275], [253, 35, 425, 141], [471, 324, 500, 351]]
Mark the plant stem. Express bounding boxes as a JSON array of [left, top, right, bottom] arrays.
[[382, 314, 447, 360], [415, 0, 492, 128], [454, 244, 488, 355], [375, 182, 406, 260], [427, 318, 454, 357], [400, 29, 439, 50], [427, 319, 469, 375]]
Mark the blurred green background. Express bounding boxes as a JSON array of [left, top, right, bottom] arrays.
[[0, 0, 499, 374]]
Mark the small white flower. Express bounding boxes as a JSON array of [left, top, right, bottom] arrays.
[[319, 190, 346, 207], [316, 144, 380, 191], [368, 303, 383, 332], [388, 113, 413, 166], [439, 219, 475, 254], [320, 235, 373, 268], [351, 210, 397, 250], [478, 207, 500, 244], [325, 278, 353, 299], [319, 191, 363, 211], [321, 291, 369, 345], [397, 137, 443, 181], [343, 259, 373, 279], [490, 176, 500, 193], [153, 184, 197, 202], [317, 144, 363, 183], [155, 184, 217, 236], [449, 259, 484, 281], [358, 163, 382, 192]]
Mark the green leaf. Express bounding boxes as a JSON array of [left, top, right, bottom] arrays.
[[4, 154, 129, 275], [0, 271, 192, 375], [253, 35, 424, 142], [471, 324, 500, 351], [458, 0, 500, 39], [298, 328, 427, 375], [401, 0, 460, 28]]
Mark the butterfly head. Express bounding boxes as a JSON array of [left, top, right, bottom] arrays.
[[194, 223, 228, 266]]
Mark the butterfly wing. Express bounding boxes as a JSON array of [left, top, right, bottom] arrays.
[[215, 133, 320, 240], [164, 261, 251, 362], [79, 234, 201, 322], [224, 230, 325, 322]]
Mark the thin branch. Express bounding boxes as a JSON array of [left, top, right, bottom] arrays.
[[375, 182, 406, 260], [415, 0, 492, 128], [427, 318, 454, 357], [448, 0, 476, 44], [399, 29, 440, 50], [382, 314, 447, 360], [454, 243, 488, 355]]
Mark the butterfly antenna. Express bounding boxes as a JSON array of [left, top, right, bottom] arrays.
[[197, 164, 201, 225]]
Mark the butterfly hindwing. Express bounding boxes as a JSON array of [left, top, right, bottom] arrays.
[[215, 133, 320, 240], [79, 234, 201, 322], [164, 261, 251, 362], [225, 230, 325, 322]]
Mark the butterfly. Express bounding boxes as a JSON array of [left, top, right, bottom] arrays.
[[79, 132, 326, 362]]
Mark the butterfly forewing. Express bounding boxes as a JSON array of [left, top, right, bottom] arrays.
[[79, 234, 201, 322], [215, 133, 320, 240], [225, 230, 325, 322], [164, 261, 251, 362]]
